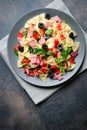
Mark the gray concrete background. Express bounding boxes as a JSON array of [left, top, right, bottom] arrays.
[[0, 0, 53, 40], [0, 0, 87, 130]]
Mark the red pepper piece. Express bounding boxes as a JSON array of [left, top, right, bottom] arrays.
[[29, 70, 35, 77]]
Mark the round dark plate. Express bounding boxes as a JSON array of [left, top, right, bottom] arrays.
[[7, 8, 86, 87]]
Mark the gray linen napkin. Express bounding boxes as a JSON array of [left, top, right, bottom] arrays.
[[0, 0, 87, 105]]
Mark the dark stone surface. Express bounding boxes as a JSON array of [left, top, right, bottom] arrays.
[[0, 0, 87, 129], [62, 0, 87, 32], [0, 0, 53, 40], [0, 55, 87, 130]]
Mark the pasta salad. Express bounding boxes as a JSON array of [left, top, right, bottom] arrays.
[[13, 13, 79, 81]]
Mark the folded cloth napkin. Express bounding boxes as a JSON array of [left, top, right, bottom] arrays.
[[0, 0, 87, 105]]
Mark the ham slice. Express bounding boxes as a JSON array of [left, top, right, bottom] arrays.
[[36, 56, 42, 64], [36, 58, 40, 64], [30, 26, 34, 31], [53, 73, 63, 80], [29, 40, 36, 47], [54, 16, 62, 24], [28, 31, 33, 37], [31, 57, 37, 64], [17, 37, 22, 43], [39, 37, 45, 45], [26, 68, 29, 75], [71, 50, 78, 58], [31, 56, 42, 64], [46, 21, 51, 27]]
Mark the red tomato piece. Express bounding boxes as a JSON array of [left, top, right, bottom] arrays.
[[35, 70, 40, 77], [55, 68, 60, 74], [41, 67, 47, 74], [54, 39, 59, 48], [40, 61, 47, 67], [48, 48, 53, 51], [23, 67, 27, 74], [33, 32, 39, 40], [31, 23, 35, 27], [40, 29, 44, 37], [29, 70, 35, 77], [70, 57, 75, 64], [60, 34, 66, 40], [14, 44, 20, 51], [50, 65, 60, 73], [57, 24, 62, 31], [18, 31, 24, 38], [21, 58, 30, 64]]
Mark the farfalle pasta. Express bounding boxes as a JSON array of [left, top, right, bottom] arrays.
[[13, 13, 79, 81]]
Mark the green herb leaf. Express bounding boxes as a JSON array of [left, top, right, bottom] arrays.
[[23, 28, 27, 38], [61, 50, 67, 58], [63, 40, 66, 45], [46, 51, 54, 56], [61, 48, 72, 58], [55, 57, 66, 63], [33, 48, 46, 56], [62, 20, 67, 23], [28, 46, 32, 51], [66, 47, 72, 54], [45, 29, 53, 36], [60, 66, 65, 73], [14, 50, 18, 56], [22, 64, 27, 67]]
